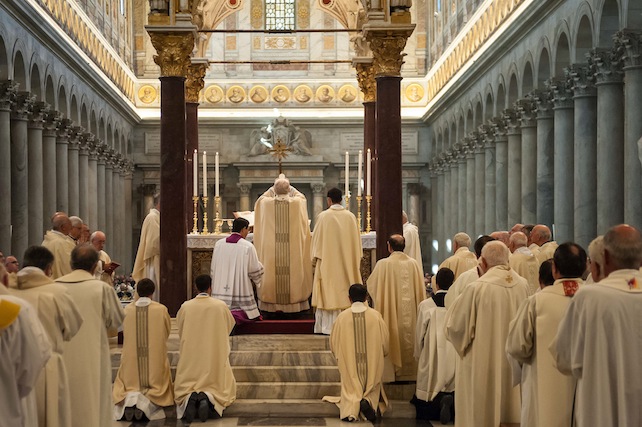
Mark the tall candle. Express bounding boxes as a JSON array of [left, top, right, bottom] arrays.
[[215, 152, 220, 197], [202, 151, 207, 198], [193, 149, 198, 197], [344, 151, 349, 197], [366, 149, 371, 196], [357, 150, 363, 197]]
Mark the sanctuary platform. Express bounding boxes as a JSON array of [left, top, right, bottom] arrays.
[[110, 319, 416, 422]]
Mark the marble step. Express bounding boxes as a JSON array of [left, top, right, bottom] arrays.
[[230, 334, 330, 352], [234, 381, 416, 401], [229, 350, 337, 366], [232, 366, 340, 382]]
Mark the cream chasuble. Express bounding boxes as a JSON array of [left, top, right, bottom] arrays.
[[509, 250, 539, 294], [367, 251, 426, 381], [323, 302, 389, 421], [175, 295, 236, 417], [11, 267, 83, 427], [535, 240, 558, 265], [254, 193, 312, 312], [403, 222, 424, 277], [443, 266, 479, 308], [132, 209, 160, 292], [112, 299, 174, 419], [41, 230, 75, 280], [553, 269, 642, 427], [439, 247, 478, 279], [95, 250, 114, 286], [445, 265, 529, 427], [56, 270, 124, 427], [414, 296, 455, 402], [506, 278, 582, 427]]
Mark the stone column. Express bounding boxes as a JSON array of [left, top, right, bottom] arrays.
[[407, 183, 421, 227], [56, 119, 72, 212], [430, 165, 439, 271], [443, 156, 452, 251], [42, 111, 60, 232], [481, 124, 496, 233], [465, 142, 475, 237], [238, 184, 251, 212], [27, 102, 47, 246], [439, 160, 448, 262], [140, 184, 157, 219], [550, 77, 575, 242], [11, 92, 34, 261], [104, 153, 114, 246], [185, 59, 208, 232], [147, 25, 195, 314], [474, 137, 485, 237], [505, 108, 522, 228], [123, 164, 134, 273], [492, 117, 508, 231], [355, 58, 377, 226], [0, 82, 16, 253], [457, 150, 467, 234], [87, 139, 98, 229], [570, 64, 598, 248], [365, 23, 414, 260], [311, 183, 326, 227], [616, 30, 642, 230], [517, 98, 537, 225], [532, 90, 554, 228], [593, 48, 625, 233], [112, 160, 123, 265], [96, 145, 106, 230], [67, 127, 82, 216], [78, 134, 91, 223]]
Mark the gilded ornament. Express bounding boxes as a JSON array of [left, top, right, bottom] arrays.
[[316, 85, 335, 103], [368, 34, 409, 77], [271, 85, 291, 103], [204, 85, 224, 103], [249, 86, 268, 103], [251, 0, 263, 29], [296, 0, 310, 28], [138, 85, 158, 104], [293, 85, 312, 103], [227, 85, 246, 103], [405, 83, 424, 102], [186, 62, 208, 103], [149, 31, 195, 77], [338, 85, 357, 103], [355, 62, 376, 102]]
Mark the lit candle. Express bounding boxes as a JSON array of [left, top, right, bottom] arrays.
[[344, 151, 349, 197], [202, 151, 207, 198], [215, 152, 220, 197], [357, 150, 363, 197], [193, 149, 198, 197], [366, 149, 371, 196]]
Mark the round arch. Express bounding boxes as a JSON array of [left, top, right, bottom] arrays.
[[30, 62, 42, 101], [596, 0, 620, 48], [575, 13, 594, 63], [522, 58, 534, 95], [553, 28, 571, 76], [13, 50, 27, 90], [0, 36, 8, 80]]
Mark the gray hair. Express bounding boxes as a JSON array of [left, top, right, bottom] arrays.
[[454, 232, 471, 249], [69, 216, 84, 227], [274, 178, 290, 195], [588, 236, 605, 269], [481, 241, 510, 268], [509, 232, 528, 248]]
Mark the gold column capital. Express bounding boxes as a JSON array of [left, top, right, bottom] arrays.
[[364, 24, 415, 77], [147, 26, 197, 77], [354, 61, 377, 103], [186, 59, 209, 103]]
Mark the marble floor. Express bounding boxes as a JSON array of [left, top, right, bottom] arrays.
[[111, 417, 448, 426]]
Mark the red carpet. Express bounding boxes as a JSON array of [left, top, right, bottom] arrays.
[[233, 319, 316, 335]]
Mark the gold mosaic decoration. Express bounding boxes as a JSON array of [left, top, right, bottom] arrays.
[[249, 86, 268, 103], [226, 85, 246, 103], [405, 84, 424, 102], [138, 85, 157, 104], [251, 0, 263, 29], [204, 85, 224, 104], [271, 85, 291, 103], [338, 84, 357, 103], [293, 85, 312, 103], [316, 85, 335, 103], [265, 37, 297, 49], [296, 0, 310, 28]]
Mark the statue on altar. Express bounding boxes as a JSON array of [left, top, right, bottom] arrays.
[[248, 117, 313, 157], [253, 175, 313, 313]]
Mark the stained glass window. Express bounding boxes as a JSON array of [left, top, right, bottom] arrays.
[[265, 0, 296, 30]]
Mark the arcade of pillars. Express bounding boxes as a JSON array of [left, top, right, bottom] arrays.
[[429, 29, 642, 264]]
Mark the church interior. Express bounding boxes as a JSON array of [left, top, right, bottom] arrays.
[[1, 0, 641, 425]]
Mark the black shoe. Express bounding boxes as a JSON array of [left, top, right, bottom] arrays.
[[134, 407, 147, 421], [197, 397, 209, 422], [440, 395, 454, 424], [183, 393, 198, 423], [123, 406, 135, 421], [360, 398, 377, 422]]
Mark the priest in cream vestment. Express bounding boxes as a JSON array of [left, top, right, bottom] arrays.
[[439, 232, 477, 279], [506, 242, 586, 427], [175, 274, 236, 420], [444, 235, 495, 308], [445, 241, 529, 427], [553, 225, 642, 427], [56, 245, 124, 427], [132, 197, 160, 293], [112, 279, 174, 421], [508, 231, 539, 294], [311, 188, 362, 334], [254, 176, 312, 313], [41, 214, 76, 280], [10, 246, 83, 427], [323, 284, 389, 422], [367, 234, 426, 382], [403, 211, 424, 277]]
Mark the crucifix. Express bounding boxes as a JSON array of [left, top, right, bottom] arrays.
[[268, 137, 293, 174]]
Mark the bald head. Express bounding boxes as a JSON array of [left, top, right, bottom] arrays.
[[509, 232, 528, 252], [387, 234, 405, 252], [71, 244, 99, 273], [490, 231, 510, 245], [52, 213, 72, 235], [603, 224, 642, 275], [90, 231, 106, 251], [402, 211, 408, 224], [480, 241, 510, 270], [531, 225, 552, 246], [510, 223, 524, 234]]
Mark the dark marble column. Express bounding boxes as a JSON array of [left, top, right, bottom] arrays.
[[517, 98, 537, 225], [42, 112, 59, 232], [532, 90, 554, 228], [0, 82, 16, 253], [28, 102, 47, 246], [123, 164, 134, 273], [364, 101, 376, 225], [569, 64, 597, 248]]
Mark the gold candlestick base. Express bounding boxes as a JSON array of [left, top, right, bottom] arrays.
[[202, 196, 209, 234], [191, 196, 199, 234], [214, 196, 222, 234], [365, 195, 372, 233], [356, 195, 363, 233]]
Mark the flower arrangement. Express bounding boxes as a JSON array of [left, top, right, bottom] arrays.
[[113, 275, 136, 301]]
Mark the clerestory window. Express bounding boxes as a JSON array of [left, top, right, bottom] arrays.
[[265, 0, 296, 30]]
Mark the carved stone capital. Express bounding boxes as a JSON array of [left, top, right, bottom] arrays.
[[28, 101, 49, 128], [140, 183, 158, 197], [11, 92, 36, 121], [503, 108, 521, 133], [567, 64, 596, 97], [311, 183, 326, 195], [186, 59, 208, 103], [43, 110, 61, 137], [237, 183, 251, 195], [148, 28, 196, 77], [529, 89, 553, 118], [614, 29, 642, 69], [0, 81, 18, 111], [516, 98, 537, 127], [68, 126, 84, 148], [547, 77, 574, 109], [57, 118, 73, 141], [364, 25, 415, 77], [355, 61, 376, 102], [591, 47, 624, 84], [491, 116, 507, 137]]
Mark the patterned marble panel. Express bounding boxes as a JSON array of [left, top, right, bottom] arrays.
[[230, 350, 337, 367], [232, 366, 340, 382]]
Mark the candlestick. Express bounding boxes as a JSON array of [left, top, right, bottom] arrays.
[[344, 151, 349, 198], [191, 196, 199, 234], [215, 152, 220, 197], [356, 195, 362, 233], [193, 149, 198, 197], [202, 195, 209, 234], [366, 149, 371, 196], [357, 150, 363, 197], [214, 195, 222, 234], [365, 195, 372, 233], [202, 151, 207, 198]]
